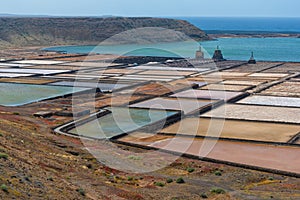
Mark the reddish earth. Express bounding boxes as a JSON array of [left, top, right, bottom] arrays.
[[1, 110, 300, 199]]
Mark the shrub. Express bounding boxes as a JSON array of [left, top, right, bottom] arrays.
[[187, 167, 195, 173], [210, 187, 226, 194], [0, 153, 8, 160], [127, 155, 142, 160], [1, 184, 8, 193], [166, 178, 173, 183], [76, 188, 85, 196], [176, 177, 185, 184], [127, 176, 133, 181], [201, 193, 208, 198], [13, 112, 20, 115], [24, 176, 30, 182], [214, 171, 222, 176], [86, 164, 92, 169], [154, 182, 165, 187]]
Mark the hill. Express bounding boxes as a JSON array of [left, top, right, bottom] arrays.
[[0, 17, 210, 48]]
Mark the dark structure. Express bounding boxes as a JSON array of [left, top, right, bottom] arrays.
[[113, 56, 183, 65], [248, 52, 257, 64], [212, 46, 225, 61], [195, 46, 205, 60]]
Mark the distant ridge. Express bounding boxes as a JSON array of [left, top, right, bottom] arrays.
[[0, 17, 210, 48], [0, 13, 51, 18], [0, 13, 118, 18]]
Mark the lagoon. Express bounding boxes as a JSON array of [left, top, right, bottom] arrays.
[[44, 37, 300, 62]]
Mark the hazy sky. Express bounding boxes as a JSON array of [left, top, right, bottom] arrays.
[[1, 0, 299, 17]]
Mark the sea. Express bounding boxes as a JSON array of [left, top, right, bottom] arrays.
[[179, 17, 300, 34], [44, 17, 300, 62]]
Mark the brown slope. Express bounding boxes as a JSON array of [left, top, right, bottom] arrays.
[[0, 17, 210, 47]]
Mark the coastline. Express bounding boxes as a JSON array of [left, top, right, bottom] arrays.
[[207, 31, 300, 39]]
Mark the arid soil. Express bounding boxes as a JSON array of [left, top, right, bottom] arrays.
[[1, 111, 300, 199]]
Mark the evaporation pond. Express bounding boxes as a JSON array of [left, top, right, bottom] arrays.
[[0, 82, 89, 106], [68, 107, 179, 139]]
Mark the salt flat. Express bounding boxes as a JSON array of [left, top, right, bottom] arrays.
[[171, 89, 244, 102], [130, 97, 216, 114], [238, 95, 300, 107], [161, 117, 300, 142], [202, 104, 300, 124], [11, 60, 66, 65], [0, 73, 34, 78], [0, 68, 70, 75]]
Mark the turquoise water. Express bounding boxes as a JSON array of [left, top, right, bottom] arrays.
[[45, 37, 300, 62], [45, 41, 199, 58], [202, 37, 300, 61], [69, 107, 178, 139], [0, 83, 89, 106]]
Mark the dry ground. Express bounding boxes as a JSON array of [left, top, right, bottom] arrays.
[[0, 110, 299, 200]]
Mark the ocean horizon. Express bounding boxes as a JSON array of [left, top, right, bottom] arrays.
[[178, 17, 300, 33]]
